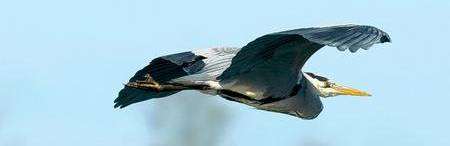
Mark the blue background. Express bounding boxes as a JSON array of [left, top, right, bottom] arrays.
[[1, 0, 449, 146]]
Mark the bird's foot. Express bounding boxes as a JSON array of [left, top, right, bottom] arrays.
[[125, 74, 161, 91]]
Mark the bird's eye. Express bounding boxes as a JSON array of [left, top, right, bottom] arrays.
[[324, 82, 335, 88], [323, 82, 331, 88]]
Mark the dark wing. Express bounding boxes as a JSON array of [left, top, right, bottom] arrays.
[[277, 24, 391, 52], [218, 24, 391, 99], [114, 51, 207, 108]]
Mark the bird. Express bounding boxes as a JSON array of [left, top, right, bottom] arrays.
[[114, 24, 391, 119]]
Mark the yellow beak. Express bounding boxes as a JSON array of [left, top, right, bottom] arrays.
[[333, 86, 372, 96]]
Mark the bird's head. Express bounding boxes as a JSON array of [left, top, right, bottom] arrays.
[[303, 72, 371, 98]]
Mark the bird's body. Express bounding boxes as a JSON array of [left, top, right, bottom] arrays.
[[115, 24, 391, 119]]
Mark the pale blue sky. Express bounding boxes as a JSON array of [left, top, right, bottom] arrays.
[[1, 0, 449, 146]]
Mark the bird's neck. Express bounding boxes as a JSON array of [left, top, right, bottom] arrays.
[[299, 73, 322, 97]]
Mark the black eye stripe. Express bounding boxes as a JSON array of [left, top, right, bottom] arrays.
[[305, 72, 329, 81]]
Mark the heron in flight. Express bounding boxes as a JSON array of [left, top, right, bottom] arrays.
[[114, 24, 391, 119]]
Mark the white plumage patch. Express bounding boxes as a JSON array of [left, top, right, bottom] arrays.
[[303, 72, 327, 88], [302, 72, 336, 97]]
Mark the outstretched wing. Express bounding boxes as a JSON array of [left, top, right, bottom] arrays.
[[218, 24, 391, 99], [277, 24, 391, 52], [114, 48, 240, 108]]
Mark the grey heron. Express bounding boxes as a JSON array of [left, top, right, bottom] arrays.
[[114, 24, 391, 119]]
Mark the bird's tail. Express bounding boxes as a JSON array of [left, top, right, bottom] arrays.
[[114, 52, 206, 108]]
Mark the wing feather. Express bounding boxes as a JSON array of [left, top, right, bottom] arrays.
[[218, 24, 391, 99], [170, 47, 240, 83], [278, 24, 391, 52]]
